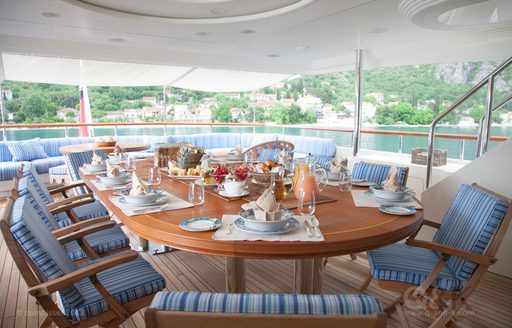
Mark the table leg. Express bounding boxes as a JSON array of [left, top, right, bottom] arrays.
[[294, 258, 324, 294], [226, 257, 246, 293], [136, 236, 148, 252]]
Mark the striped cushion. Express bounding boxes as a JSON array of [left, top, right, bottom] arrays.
[[64, 224, 129, 261], [258, 148, 281, 162], [7, 138, 49, 161], [433, 184, 508, 280], [64, 151, 107, 182], [0, 141, 13, 161], [192, 133, 241, 149], [40, 137, 95, 157], [278, 135, 336, 158], [22, 164, 54, 203], [63, 253, 166, 321], [30, 156, 65, 174], [352, 162, 407, 186], [9, 196, 84, 308], [0, 161, 30, 181], [367, 243, 463, 291], [49, 164, 68, 175], [149, 291, 382, 315], [17, 177, 60, 230], [315, 155, 336, 169]]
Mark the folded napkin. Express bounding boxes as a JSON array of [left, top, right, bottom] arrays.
[[242, 188, 283, 221], [91, 152, 104, 165], [113, 144, 123, 155], [129, 172, 148, 196], [230, 144, 243, 155], [106, 161, 121, 177], [327, 156, 347, 173], [383, 167, 400, 192], [278, 150, 292, 166]]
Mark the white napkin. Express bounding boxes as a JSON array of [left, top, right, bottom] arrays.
[[383, 167, 400, 192], [106, 161, 121, 177], [91, 152, 104, 165], [129, 172, 148, 196], [278, 150, 292, 166], [327, 157, 345, 173], [230, 144, 243, 155], [242, 188, 283, 221], [113, 144, 123, 155]]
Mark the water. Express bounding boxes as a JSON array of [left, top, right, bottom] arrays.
[[4, 125, 510, 161]]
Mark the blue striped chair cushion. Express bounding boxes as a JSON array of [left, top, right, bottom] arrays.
[[367, 243, 463, 291], [30, 156, 65, 174], [64, 224, 130, 261], [64, 201, 110, 223], [49, 164, 68, 175], [64, 151, 107, 181], [257, 148, 281, 162], [315, 155, 336, 169], [63, 253, 166, 321], [23, 164, 54, 203], [433, 184, 508, 280], [17, 177, 60, 230], [7, 138, 49, 161], [149, 291, 383, 315], [10, 196, 84, 308], [352, 162, 407, 186], [0, 161, 30, 181]]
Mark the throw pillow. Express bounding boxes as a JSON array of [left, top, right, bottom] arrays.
[[8, 138, 49, 162]]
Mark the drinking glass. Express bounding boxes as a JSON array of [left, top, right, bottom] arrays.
[[298, 190, 316, 216], [339, 169, 352, 192], [148, 166, 161, 187], [125, 156, 136, 173], [188, 181, 205, 206]]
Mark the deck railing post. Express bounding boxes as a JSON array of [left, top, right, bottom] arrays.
[[480, 76, 495, 157], [352, 48, 363, 157], [460, 139, 465, 161], [64, 126, 69, 138], [398, 135, 403, 153], [114, 125, 118, 137]]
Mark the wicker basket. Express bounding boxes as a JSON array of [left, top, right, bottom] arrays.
[[154, 143, 190, 168], [411, 147, 447, 166], [251, 171, 290, 187]]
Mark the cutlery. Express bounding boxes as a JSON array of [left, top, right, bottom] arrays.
[[133, 204, 168, 214], [308, 216, 321, 237], [225, 223, 233, 234], [303, 220, 313, 238]]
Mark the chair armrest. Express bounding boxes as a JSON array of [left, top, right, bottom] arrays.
[[47, 193, 94, 210], [406, 239, 496, 265], [48, 197, 95, 216], [54, 221, 116, 244], [52, 216, 111, 238], [421, 219, 441, 229], [50, 180, 88, 197], [28, 251, 139, 297]]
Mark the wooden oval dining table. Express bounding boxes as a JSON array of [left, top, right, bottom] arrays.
[[81, 159, 423, 294]]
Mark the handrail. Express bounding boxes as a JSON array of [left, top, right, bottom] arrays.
[[476, 92, 512, 155], [426, 56, 512, 188]]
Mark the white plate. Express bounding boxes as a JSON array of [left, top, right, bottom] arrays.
[[195, 178, 217, 187], [94, 177, 132, 186], [119, 195, 169, 206], [234, 217, 301, 235], [379, 205, 416, 216], [352, 179, 375, 187], [179, 218, 221, 232], [364, 190, 412, 202], [218, 190, 249, 198]]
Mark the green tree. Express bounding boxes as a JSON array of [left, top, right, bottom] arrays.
[[211, 103, 232, 122]]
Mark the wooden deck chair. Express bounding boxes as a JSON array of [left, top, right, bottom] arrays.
[[242, 141, 294, 162], [19, 164, 110, 225], [145, 291, 386, 328], [11, 176, 130, 263], [360, 183, 512, 328], [0, 194, 166, 328], [352, 161, 409, 187]]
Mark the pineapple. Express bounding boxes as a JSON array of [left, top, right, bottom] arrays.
[[177, 147, 192, 169]]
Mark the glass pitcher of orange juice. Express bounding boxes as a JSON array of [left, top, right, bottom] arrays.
[[293, 157, 327, 200]]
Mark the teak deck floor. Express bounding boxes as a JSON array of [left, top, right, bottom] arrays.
[[1, 210, 511, 327]]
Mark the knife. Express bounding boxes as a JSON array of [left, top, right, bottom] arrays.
[[133, 204, 168, 214]]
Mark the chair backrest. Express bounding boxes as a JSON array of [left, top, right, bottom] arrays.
[[5, 195, 84, 306], [64, 150, 107, 181], [22, 164, 53, 204], [351, 162, 409, 187], [433, 184, 511, 281], [145, 291, 386, 328], [243, 141, 295, 162]]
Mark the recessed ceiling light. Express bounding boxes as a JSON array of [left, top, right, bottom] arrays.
[[108, 38, 126, 43], [196, 31, 211, 36], [41, 12, 60, 18], [241, 29, 256, 34], [296, 46, 311, 51], [210, 8, 228, 15], [366, 26, 388, 33], [267, 54, 280, 58]]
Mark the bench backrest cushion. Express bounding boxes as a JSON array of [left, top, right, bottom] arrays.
[[40, 137, 94, 157], [277, 135, 336, 158], [0, 142, 13, 161], [192, 133, 241, 149], [434, 184, 509, 281], [241, 133, 278, 147], [10, 196, 83, 308], [7, 138, 49, 161]]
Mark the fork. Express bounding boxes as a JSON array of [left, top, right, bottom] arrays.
[[225, 223, 233, 234], [303, 220, 313, 238]]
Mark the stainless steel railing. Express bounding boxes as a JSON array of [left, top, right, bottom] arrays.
[[426, 56, 512, 188]]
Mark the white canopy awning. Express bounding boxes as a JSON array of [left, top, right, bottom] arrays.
[[1, 53, 293, 91]]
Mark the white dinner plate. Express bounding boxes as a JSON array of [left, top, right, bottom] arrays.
[[119, 195, 169, 206], [364, 190, 412, 202], [233, 217, 301, 235], [218, 190, 249, 198], [379, 205, 416, 216], [179, 218, 221, 232], [352, 179, 375, 187]]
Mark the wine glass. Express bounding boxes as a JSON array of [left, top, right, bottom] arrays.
[[298, 190, 316, 216], [148, 166, 161, 187], [188, 181, 205, 206], [339, 169, 352, 192], [125, 156, 136, 173]]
